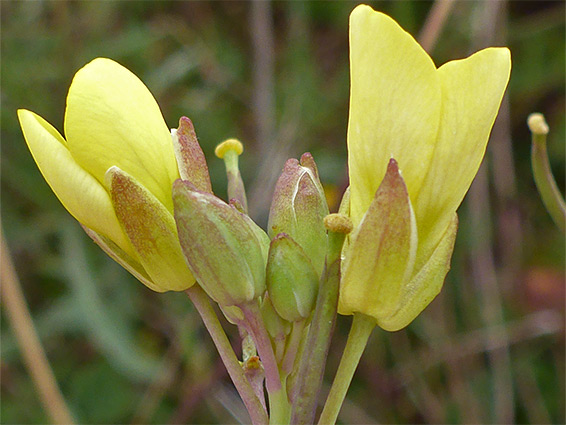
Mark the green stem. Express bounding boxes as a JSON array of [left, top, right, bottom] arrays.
[[268, 378, 291, 425], [290, 229, 346, 425], [186, 287, 267, 425], [318, 314, 375, 425], [531, 127, 566, 232]]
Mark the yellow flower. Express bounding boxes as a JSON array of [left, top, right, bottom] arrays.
[[339, 5, 511, 331], [18, 58, 195, 292]]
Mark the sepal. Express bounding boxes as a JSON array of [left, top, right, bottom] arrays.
[[171, 116, 213, 193], [378, 214, 458, 331], [81, 225, 157, 291], [339, 159, 417, 321], [106, 166, 195, 292]]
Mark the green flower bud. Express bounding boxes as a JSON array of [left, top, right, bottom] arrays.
[[268, 153, 329, 277], [260, 295, 291, 343], [266, 233, 319, 322], [173, 180, 270, 307], [219, 304, 245, 325]]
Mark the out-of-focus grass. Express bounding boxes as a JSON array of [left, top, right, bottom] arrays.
[[1, 1, 564, 424]]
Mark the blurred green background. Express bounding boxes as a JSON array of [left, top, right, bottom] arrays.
[[1, 1, 564, 424]]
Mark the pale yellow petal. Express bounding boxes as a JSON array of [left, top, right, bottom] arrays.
[[64, 58, 179, 212], [348, 4, 441, 226], [18, 109, 134, 258], [415, 48, 511, 267], [378, 214, 458, 332]]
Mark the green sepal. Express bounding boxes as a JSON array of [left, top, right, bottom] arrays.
[[173, 180, 268, 306], [266, 233, 319, 322]]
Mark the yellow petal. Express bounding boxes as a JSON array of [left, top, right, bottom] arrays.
[[64, 58, 179, 212], [378, 214, 458, 332], [107, 167, 194, 292], [339, 159, 418, 320], [348, 4, 441, 226], [17, 109, 134, 258], [414, 48, 511, 267]]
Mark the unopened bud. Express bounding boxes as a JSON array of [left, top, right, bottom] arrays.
[[260, 294, 291, 342], [266, 233, 319, 322], [173, 180, 269, 306], [268, 153, 329, 277]]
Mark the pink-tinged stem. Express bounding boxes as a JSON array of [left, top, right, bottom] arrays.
[[240, 302, 282, 394], [186, 286, 267, 425]]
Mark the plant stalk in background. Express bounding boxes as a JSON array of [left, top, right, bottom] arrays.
[[528, 113, 566, 232]]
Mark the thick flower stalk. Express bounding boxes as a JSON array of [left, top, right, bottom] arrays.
[[339, 4, 512, 331], [18, 58, 200, 292]]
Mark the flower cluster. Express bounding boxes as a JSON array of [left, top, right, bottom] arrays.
[[18, 4, 510, 424]]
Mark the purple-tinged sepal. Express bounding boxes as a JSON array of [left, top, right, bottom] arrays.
[[268, 153, 329, 277], [171, 116, 213, 193], [106, 166, 195, 292]]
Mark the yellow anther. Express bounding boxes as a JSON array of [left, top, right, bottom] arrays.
[[527, 113, 549, 136], [215, 138, 244, 159]]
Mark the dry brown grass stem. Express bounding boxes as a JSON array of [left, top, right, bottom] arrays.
[[418, 0, 456, 53], [468, 1, 515, 423], [1, 228, 75, 424]]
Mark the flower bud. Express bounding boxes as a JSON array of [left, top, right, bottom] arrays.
[[266, 233, 319, 322], [173, 180, 269, 307], [268, 153, 329, 277], [260, 295, 291, 342], [219, 304, 245, 325]]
